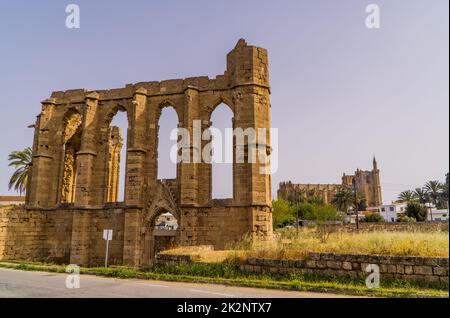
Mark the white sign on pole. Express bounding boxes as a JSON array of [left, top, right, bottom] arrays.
[[103, 229, 113, 241], [103, 229, 113, 267]]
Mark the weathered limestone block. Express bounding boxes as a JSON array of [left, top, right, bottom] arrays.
[[413, 266, 433, 276]]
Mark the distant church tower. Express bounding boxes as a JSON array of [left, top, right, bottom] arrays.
[[340, 156, 383, 207], [371, 156, 382, 206]]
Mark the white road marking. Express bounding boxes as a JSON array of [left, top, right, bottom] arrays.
[[188, 288, 235, 297]]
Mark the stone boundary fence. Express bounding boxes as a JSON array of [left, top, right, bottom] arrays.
[[326, 221, 448, 233], [156, 252, 449, 285]]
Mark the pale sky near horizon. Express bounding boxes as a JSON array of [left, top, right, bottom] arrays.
[[0, 0, 448, 204]]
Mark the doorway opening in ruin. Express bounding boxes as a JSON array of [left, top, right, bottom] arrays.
[[142, 208, 179, 264], [60, 110, 82, 204], [153, 212, 179, 254], [107, 110, 128, 202], [157, 106, 178, 181], [210, 103, 234, 199]]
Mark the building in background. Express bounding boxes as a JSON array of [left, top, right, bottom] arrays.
[[379, 202, 407, 222], [278, 157, 383, 208], [428, 209, 449, 221], [0, 196, 25, 207]]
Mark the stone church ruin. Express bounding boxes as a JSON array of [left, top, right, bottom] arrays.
[[0, 39, 273, 266]]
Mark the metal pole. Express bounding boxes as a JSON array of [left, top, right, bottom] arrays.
[[105, 237, 110, 268], [295, 190, 299, 235], [353, 180, 359, 231]]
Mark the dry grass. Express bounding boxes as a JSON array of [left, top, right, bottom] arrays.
[[161, 229, 449, 263], [231, 228, 449, 260], [160, 245, 231, 263]]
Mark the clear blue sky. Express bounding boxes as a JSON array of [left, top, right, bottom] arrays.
[[0, 0, 448, 204]]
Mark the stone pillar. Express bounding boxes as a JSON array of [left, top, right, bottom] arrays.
[[179, 86, 199, 205], [106, 127, 123, 202], [125, 87, 147, 207], [69, 210, 92, 266], [74, 92, 99, 207], [27, 98, 57, 208], [228, 40, 273, 237], [122, 208, 142, 266]]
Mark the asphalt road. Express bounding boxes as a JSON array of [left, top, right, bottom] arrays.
[[0, 268, 354, 298]]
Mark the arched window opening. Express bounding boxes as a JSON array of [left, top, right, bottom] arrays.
[[61, 111, 82, 204], [157, 107, 178, 180], [210, 103, 233, 199], [108, 111, 128, 202]]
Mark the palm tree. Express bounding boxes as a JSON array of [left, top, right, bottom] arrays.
[[8, 147, 32, 195], [398, 190, 417, 203], [331, 188, 354, 214], [439, 182, 449, 209], [424, 180, 443, 208], [414, 187, 429, 204]]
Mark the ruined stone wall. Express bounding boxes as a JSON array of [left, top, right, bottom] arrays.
[[15, 39, 273, 267], [71, 208, 124, 266], [0, 206, 72, 263]]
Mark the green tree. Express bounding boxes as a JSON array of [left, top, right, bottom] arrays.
[[272, 199, 295, 228], [8, 147, 32, 195], [303, 204, 344, 224], [398, 190, 417, 203], [331, 188, 353, 214], [414, 187, 429, 204], [362, 213, 383, 223], [303, 204, 344, 242], [439, 182, 449, 209], [424, 180, 443, 208], [405, 202, 428, 222], [331, 188, 365, 214]]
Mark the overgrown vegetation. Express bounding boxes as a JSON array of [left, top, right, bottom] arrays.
[[230, 229, 449, 260], [362, 212, 384, 223], [406, 202, 429, 222], [272, 199, 344, 230]]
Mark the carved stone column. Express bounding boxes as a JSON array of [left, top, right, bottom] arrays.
[[74, 92, 99, 207], [125, 87, 147, 207], [27, 98, 57, 208]]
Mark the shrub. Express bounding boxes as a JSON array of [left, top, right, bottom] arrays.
[[303, 204, 344, 224], [397, 215, 416, 223], [363, 212, 383, 223], [405, 202, 428, 222], [272, 199, 295, 228], [303, 204, 344, 242]]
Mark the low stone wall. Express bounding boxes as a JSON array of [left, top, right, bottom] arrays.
[[155, 252, 449, 285], [326, 221, 448, 233], [155, 253, 193, 264], [243, 253, 449, 284]]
